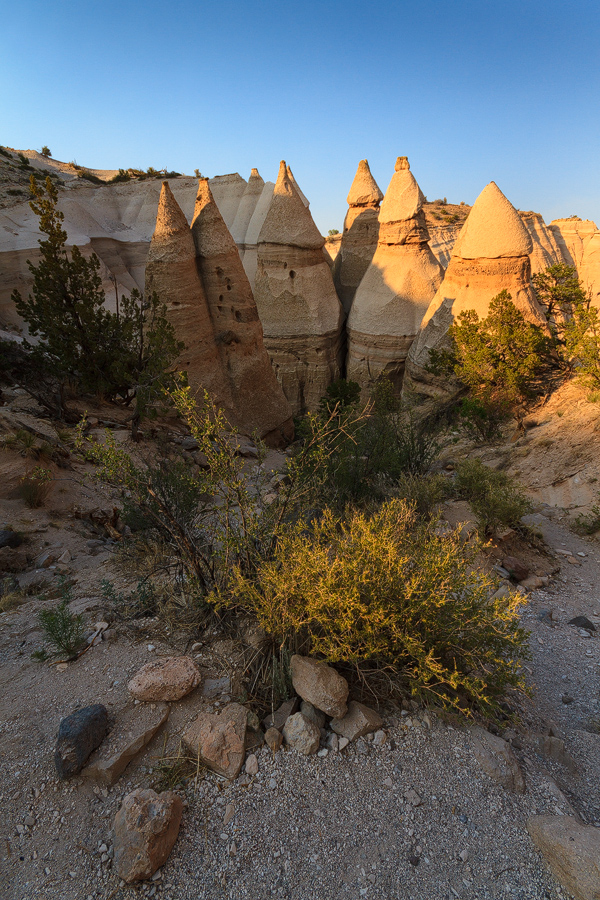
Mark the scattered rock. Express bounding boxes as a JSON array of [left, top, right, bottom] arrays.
[[534, 734, 579, 774], [330, 701, 383, 741], [128, 657, 201, 702], [290, 655, 349, 718], [568, 616, 597, 632], [262, 697, 299, 731], [404, 788, 422, 806], [527, 815, 600, 900], [338, 736, 350, 751], [502, 556, 529, 581], [300, 700, 326, 730], [264, 727, 283, 752], [201, 676, 231, 699], [183, 703, 247, 779], [470, 726, 525, 793], [245, 753, 259, 776], [82, 703, 170, 785], [282, 712, 320, 755], [54, 704, 109, 779], [520, 575, 545, 591], [113, 789, 183, 883]]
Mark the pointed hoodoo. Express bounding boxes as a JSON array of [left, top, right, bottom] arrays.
[[190, 178, 293, 445], [240, 179, 276, 289], [231, 168, 265, 248], [145, 182, 230, 406], [255, 161, 344, 415], [285, 163, 309, 208], [333, 159, 383, 315], [404, 181, 547, 399], [346, 157, 443, 395]]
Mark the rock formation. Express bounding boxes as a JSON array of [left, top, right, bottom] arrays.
[[240, 180, 276, 288], [346, 157, 443, 394], [332, 159, 383, 315], [206, 173, 247, 230], [404, 181, 547, 398], [254, 161, 344, 414], [550, 217, 600, 304], [190, 177, 294, 444], [519, 211, 565, 274], [230, 168, 265, 256]]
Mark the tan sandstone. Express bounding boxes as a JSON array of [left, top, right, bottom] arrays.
[[527, 815, 600, 900], [191, 178, 294, 446], [113, 788, 183, 882], [404, 181, 547, 399], [550, 217, 600, 305], [183, 702, 247, 779], [127, 656, 201, 702], [347, 157, 443, 394], [290, 654, 349, 718], [333, 159, 383, 315], [254, 161, 344, 414], [230, 168, 265, 253]]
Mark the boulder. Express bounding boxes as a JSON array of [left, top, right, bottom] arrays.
[[527, 815, 600, 900], [82, 702, 170, 786], [282, 712, 320, 755], [113, 788, 183, 883], [191, 178, 294, 447], [405, 181, 547, 400], [330, 701, 383, 741], [54, 704, 109, 779], [347, 157, 443, 395], [332, 159, 383, 315], [128, 656, 201, 702], [470, 726, 525, 793], [290, 655, 349, 718], [254, 161, 344, 415], [183, 702, 247, 779]]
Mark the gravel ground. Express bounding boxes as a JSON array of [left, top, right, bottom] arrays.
[[1, 514, 599, 900]]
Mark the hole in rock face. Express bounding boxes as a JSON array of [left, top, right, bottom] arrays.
[[289, 270, 296, 279], [219, 295, 224, 302], [216, 266, 224, 278], [235, 310, 242, 321], [283, 261, 288, 269], [226, 284, 232, 291], [171, 301, 181, 306]]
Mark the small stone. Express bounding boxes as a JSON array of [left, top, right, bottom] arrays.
[[470, 726, 525, 793], [317, 748, 328, 758], [326, 733, 339, 752], [300, 700, 326, 729], [373, 729, 387, 746], [520, 575, 544, 591], [128, 657, 201, 701], [264, 727, 283, 752], [404, 788, 422, 807], [459, 849, 469, 862], [290, 655, 349, 718], [338, 736, 350, 751], [147, 645, 156, 652], [245, 754, 259, 776], [282, 712, 320, 755], [183, 703, 247, 779], [113, 789, 183, 883], [568, 615, 596, 632], [383, 776, 393, 787], [54, 705, 109, 780], [330, 701, 383, 741], [561, 694, 574, 705], [223, 803, 235, 826]]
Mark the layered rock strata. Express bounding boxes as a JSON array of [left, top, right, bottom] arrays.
[[191, 178, 294, 445], [333, 159, 383, 316], [347, 157, 443, 394], [404, 181, 547, 399], [519, 211, 565, 274], [230, 168, 265, 256], [254, 162, 344, 415], [550, 217, 600, 304]]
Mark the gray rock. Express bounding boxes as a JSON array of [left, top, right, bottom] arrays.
[[0, 529, 22, 549], [470, 726, 525, 793], [262, 697, 298, 731], [290, 655, 349, 718], [300, 700, 326, 729], [55, 705, 109, 779], [527, 815, 600, 900], [82, 703, 169, 785], [568, 616, 596, 632], [534, 734, 578, 774], [330, 701, 383, 741], [282, 712, 320, 755]]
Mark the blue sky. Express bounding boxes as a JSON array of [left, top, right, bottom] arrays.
[[2, 0, 599, 233]]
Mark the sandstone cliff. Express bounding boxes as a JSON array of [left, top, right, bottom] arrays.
[[549, 218, 600, 304]]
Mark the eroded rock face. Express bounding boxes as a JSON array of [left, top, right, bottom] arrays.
[[113, 789, 183, 883], [254, 161, 344, 415], [550, 217, 600, 305], [191, 179, 294, 447], [333, 159, 383, 316], [520, 211, 566, 274], [290, 655, 349, 718], [404, 181, 547, 399], [183, 703, 247, 779], [347, 157, 443, 395], [127, 656, 201, 702], [527, 815, 600, 900]]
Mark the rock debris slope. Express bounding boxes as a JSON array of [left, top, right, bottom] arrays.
[[332, 159, 383, 316], [347, 157, 443, 394], [191, 178, 294, 445], [254, 161, 344, 415], [404, 180, 547, 399]]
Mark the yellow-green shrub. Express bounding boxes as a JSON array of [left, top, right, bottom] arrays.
[[217, 499, 529, 719]]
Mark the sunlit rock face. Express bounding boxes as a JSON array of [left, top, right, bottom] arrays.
[[254, 161, 344, 415], [404, 181, 547, 400], [549, 217, 600, 305], [346, 157, 443, 395], [190, 178, 293, 446], [332, 159, 383, 317], [519, 211, 565, 274]]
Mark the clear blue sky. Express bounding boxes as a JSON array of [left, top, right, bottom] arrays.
[[2, 0, 599, 233]]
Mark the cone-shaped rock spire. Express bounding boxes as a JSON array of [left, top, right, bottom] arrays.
[[286, 163, 309, 208], [191, 179, 294, 445], [231, 168, 265, 247], [404, 181, 547, 399], [346, 157, 443, 394], [255, 162, 344, 414], [333, 159, 383, 315]]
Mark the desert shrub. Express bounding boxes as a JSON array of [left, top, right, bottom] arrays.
[[38, 595, 85, 659], [19, 466, 52, 507], [456, 397, 503, 442], [17, 152, 31, 168], [573, 505, 600, 536], [0, 147, 12, 158], [219, 499, 529, 719], [41, 146, 51, 158], [453, 459, 531, 535], [394, 473, 450, 518]]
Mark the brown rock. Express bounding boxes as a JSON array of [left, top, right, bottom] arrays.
[[113, 788, 183, 883], [502, 556, 529, 582], [82, 702, 169, 785], [470, 726, 525, 793], [262, 697, 299, 731], [290, 655, 349, 718], [191, 178, 294, 447], [330, 700, 383, 741], [264, 726, 283, 752], [183, 702, 247, 779], [520, 575, 545, 591], [128, 657, 201, 702], [282, 712, 320, 755], [0, 545, 28, 572], [527, 815, 600, 900]]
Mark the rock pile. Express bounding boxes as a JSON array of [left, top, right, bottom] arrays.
[[333, 159, 383, 316], [404, 180, 547, 399], [347, 157, 443, 395], [254, 161, 344, 414]]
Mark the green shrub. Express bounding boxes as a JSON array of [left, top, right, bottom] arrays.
[[19, 466, 52, 507], [38, 597, 85, 659], [453, 459, 531, 535], [457, 397, 504, 442], [41, 146, 51, 158], [17, 152, 31, 168], [219, 499, 529, 719]]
